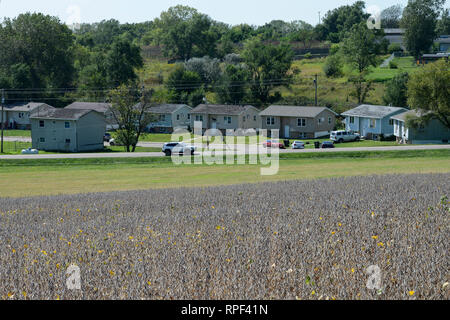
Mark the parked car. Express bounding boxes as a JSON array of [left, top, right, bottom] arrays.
[[103, 133, 112, 142], [292, 141, 305, 149], [321, 141, 335, 149], [330, 130, 360, 143], [262, 140, 286, 149], [162, 142, 197, 156], [21, 147, 39, 154]]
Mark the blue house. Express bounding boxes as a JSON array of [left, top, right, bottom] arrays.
[[342, 105, 408, 139]]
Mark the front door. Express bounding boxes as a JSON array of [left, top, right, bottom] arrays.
[[284, 125, 290, 139]]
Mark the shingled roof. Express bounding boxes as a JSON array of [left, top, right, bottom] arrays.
[[5, 102, 52, 112], [30, 108, 99, 120], [259, 105, 337, 118], [147, 104, 191, 114], [190, 104, 257, 115], [342, 105, 407, 119], [65, 102, 112, 113]]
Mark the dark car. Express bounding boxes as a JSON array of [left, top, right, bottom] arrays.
[[103, 133, 112, 142], [321, 141, 335, 149]]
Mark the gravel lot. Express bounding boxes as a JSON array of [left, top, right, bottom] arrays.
[[0, 173, 448, 300]]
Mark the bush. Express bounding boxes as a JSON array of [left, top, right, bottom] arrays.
[[389, 61, 398, 69], [329, 43, 340, 56], [388, 43, 403, 54], [323, 55, 342, 78]]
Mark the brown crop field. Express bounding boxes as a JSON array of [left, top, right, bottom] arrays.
[[0, 173, 448, 300]]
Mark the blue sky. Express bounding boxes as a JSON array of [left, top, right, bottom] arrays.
[[0, 0, 447, 26]]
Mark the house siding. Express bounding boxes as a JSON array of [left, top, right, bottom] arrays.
[[394, 118, 450, 144], [76, 112, 106, 151], [345, 111, 404, 137]]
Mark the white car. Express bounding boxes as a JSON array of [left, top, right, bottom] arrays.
[[21, 147, 39, 155], [292, 141, 305, 149], [162, 142, 197, 156], [330, 130, 361, 143]]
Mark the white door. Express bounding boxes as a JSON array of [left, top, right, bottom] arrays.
[[284, 125, 290, 138], [212, 121, 217, 129]]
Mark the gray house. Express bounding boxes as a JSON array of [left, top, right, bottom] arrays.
[[65, 102, 117, 130], [31, 108, 106, 152], [392, 110, 450, 144], [190, 104, 260, 134], [259, 105, 337, 139], [146, 104, 193, 133], [342, 104, 408, 139], [2, 102, 54, 130]]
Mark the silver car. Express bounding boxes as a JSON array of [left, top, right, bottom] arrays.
[[292, 141, 305, 149], [162, 142, 197, 156]]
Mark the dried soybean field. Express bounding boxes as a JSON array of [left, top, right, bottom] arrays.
[[0, 173, 448, 300]]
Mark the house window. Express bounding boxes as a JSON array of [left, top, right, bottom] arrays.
[[65, 139, 71, 144], [369, 119, 376, 128], [318, 117, 325, 125], [187, 114, 191, 120], [328, 117, 332, 124], [297, 118, 306, 127], [254, 115, 257, 121], [349, 117, 355, 124], [389, 119, 394, 126], [195, 115, 203, 121], [39, 137, 45, 143], [39, 120, 45, 128], [65, 122, 70, 128], [159, 115, 166, 122], [177, 114, 180, 121], [19, 112, 24, 118], [266, 117, 275, 125], [224, 116, 232, 124]]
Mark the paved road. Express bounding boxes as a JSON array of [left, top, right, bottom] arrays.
[[0, 144, 448, 160]]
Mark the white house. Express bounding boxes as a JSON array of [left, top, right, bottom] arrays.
[[2, 102, 54, 130], [145, 104, 193, 133], [342, 104, 408, 139]]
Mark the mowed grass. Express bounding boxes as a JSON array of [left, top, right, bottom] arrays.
[[1, 154, 449, 198], [1, 129, 31, 137]]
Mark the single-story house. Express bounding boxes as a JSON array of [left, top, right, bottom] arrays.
[[145, 104, 192, 133], [190, 104, 260, 134], [259, 105, 338, 139], [391, 110, 450, 144], [1, 102, 54, 130], [342, 104, 408, 139], [65, 102, 117, 130], [30, 108, 106, 152]]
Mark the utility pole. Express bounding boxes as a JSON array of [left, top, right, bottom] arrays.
[[318, 12, 321, 25], [313, 75, 318, 106], [1, 89, 4, 154]]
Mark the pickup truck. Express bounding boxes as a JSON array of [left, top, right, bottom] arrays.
[[330, 130, 361, 143]]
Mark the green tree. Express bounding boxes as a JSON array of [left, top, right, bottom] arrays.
[[216, 64, 249, 104], [436, 8, 450, 35], [105, 38, 143, 87], [109, 86, 155, 152], [242, 40, 293, 106], [318, 1, 370, 42], [383, 72, 409, 107], [0, 13, 75, 101], [401, 0, 445, 59], [341, 23, 378, 103], [381, 5, 404, 28], [153, 5, 221, 60], [407, 59, 449, 129], [166, 65, 203, 104]]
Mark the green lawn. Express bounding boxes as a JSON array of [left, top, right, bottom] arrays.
[[366, 56, 419, 82], [1, 129, 31, 137], [0, 150, 449, 198]]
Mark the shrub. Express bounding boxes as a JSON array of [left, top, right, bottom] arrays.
[[388, 43, 403, 54], [389, 61, 398, 69], [323, 55, 342, 78]]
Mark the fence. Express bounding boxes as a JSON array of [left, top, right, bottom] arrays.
[[1, 140, 32, 154]]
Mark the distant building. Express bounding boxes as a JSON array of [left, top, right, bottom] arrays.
[[259, 105, 337, 139], [190, 104, 260, 134], [392, 110, 450, 144], [342, 104, 407, 139], [435, 35, 450, 52], [421, 52, 450, 63], [31, 108, 106, 152], [1, 102, 54, 130], [145, 104, 192, 133], [65, 102, 117, 130], [383, 28, 405, 48]]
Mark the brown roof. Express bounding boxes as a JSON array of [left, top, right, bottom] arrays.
[[260, 105, 337, 118], [190, 104, 257, 115]]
